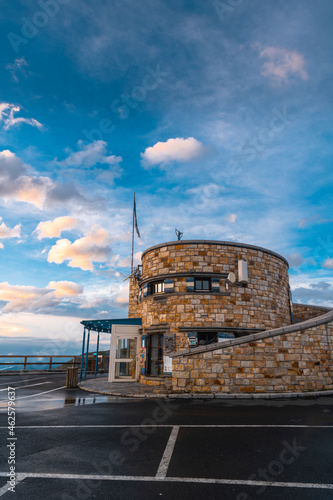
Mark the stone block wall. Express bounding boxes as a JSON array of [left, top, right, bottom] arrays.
[[129, 276, 141, 318], [129, 241, 292, 337], [171, 322, 333, 393], [292, 303, 331, 322]]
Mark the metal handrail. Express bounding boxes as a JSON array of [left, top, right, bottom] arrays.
[[0, 354, 107, 371]]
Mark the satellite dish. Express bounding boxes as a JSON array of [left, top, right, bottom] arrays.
[[228, 272, 236, 283]]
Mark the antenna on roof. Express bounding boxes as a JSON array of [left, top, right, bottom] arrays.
[[175, 228, 183, 241]]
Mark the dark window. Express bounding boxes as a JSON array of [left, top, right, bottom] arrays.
[[150, 282, 164, 294], [148, 334, 164, 375], [195, 279, 211, 291], [198, 332, 217, 345]]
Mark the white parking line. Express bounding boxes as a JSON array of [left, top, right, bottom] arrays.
[[0, 424, 332, 429], [156, 426, 179, 478], [0, 472, 332, 490], [0, 475, 27, 497], [0, 377, 48, 387], [15, 386, 67, 400], [0, 382, 51, 392]]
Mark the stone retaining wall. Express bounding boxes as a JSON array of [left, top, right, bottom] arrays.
[[171, 316, 333, 394], [292, 303, 331, 322]]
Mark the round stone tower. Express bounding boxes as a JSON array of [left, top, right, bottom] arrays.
[[129, 240, 292, 376]]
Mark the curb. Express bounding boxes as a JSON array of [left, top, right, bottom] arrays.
[[78, 383, 333, 400]]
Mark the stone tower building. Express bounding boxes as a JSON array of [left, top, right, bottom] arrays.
[[129, 240, 293, 379], [81, 238, 332, 394]]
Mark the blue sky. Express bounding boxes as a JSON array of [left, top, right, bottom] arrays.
[[0, 0, 332, 356]]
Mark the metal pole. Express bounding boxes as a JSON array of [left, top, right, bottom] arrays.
[[289, 286, 295, 325], [84, 329, 90, 381], [80, 328, 86, 382], [95, 332, 100, 378], [131, 193, 135, 273]]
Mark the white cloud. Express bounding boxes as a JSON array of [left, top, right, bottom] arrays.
[[48, 281, 84, 298], [225, 214, 237, 223], [0, 280, 84, 313], [0, 149, 53, 208], [186, 183, 226, 213], [0, 218, 21, 249], [0, 313, 86, 358], [0, 313, 81, 345], [141, 137, 205, 167], [0, 102, 43, 130], [47, 226, 112, 271], [323, 258, 333, 270], [0, 150, 81, 209], [59, 140, 122, 168], [115, 251, 142, 268], [35, 216, 79, 240], [6, 57, 29, 83], [0, 317, 30, 337], [257, 46, 308, 84], [78, 279, 129, 312], [0, 282, 58, 313], [292, 281, 333, 307], [17, 178, 53, 208], [298, 215, 333, 228], [286, 253, 304, 268], [0, 219, 21, 240], [116, 283, 130, 304]]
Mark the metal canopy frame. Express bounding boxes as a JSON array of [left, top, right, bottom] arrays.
[[79, 318, 142, 381]]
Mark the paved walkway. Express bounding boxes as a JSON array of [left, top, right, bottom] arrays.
[[79, 376, 333, 399], [79, 378, 170, 398]]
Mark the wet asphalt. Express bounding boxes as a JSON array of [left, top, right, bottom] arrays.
[[0, 373, 333, 499]]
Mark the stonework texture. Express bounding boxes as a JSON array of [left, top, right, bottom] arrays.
[[171, 323, 333, 393], [293, 303, 331, 322], [129, 241, 292, 350], [128, 240, 332, 394]]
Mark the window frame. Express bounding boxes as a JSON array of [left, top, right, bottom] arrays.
[[194, 278, 211, 292], [147, 334, 164, 376], [197, 332, 218, 345], [150, 281, 165, 294]]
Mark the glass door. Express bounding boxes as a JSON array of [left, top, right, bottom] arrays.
[[114, 336, 138, 380], [109, 325, 140, 382]]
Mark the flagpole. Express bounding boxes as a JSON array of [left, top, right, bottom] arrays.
[[131, 193, 135, 273]]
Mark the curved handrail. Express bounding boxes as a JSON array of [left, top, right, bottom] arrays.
[[170, 308, 333, 358]]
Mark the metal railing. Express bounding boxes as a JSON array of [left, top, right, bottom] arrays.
[[0, 354, 108, 372]]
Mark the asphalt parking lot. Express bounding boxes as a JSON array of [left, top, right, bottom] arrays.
[[0, 373, 333, 499]]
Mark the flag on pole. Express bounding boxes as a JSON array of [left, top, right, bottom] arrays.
[[133, 193, 140, 238]]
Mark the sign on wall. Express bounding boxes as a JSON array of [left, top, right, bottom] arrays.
[[163, 355, 172, 374]]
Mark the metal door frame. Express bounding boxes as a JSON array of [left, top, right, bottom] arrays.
[[108, 324, 140, 382]]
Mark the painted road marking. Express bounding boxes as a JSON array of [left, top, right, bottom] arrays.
[[1, 424, 332, 429], [15, 386, 67, 400], [0, 472, 332, 490], [156, 426, 179, 479], [0, 382, 51, 392], [0, 377, 49, 387], [0, 475, 27, 497]]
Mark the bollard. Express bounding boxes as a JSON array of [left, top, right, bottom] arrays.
[[66, 367, 78, 388]]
